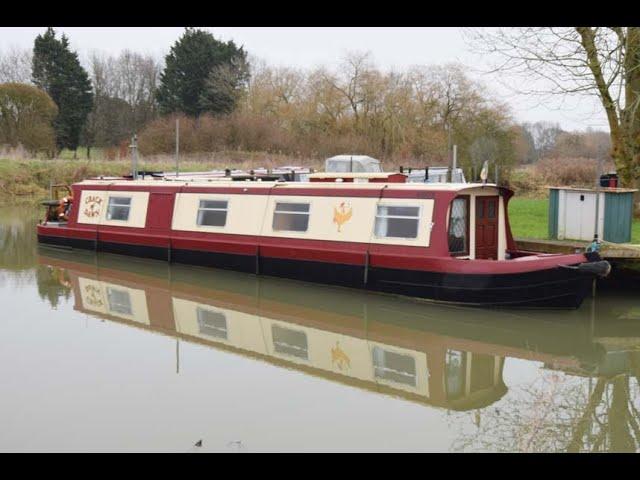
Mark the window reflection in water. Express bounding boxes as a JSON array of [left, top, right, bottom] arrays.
[[106, 287, 132, 315], [272, 325, 308, 359], [446, 349, 467, 399], [372, 346, 416, 386], [196, 307, 228, 339]]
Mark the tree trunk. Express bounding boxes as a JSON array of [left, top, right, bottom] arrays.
[[567, 377, 606, 452], [577, 27, 640, 187], [609, 376, 635, 452], [623, 27, 640, 188]]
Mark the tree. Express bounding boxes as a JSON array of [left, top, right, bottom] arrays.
[[512, 124, 537, 164], [82, 50, 161, 155], [0, 46, 32, 84], [523, 121, 563, 161], [465, 27, 640, 186], [32, 27, 93, 155], [156, 28, 249, 117], [199, 54, 250, 115], [0, 82, 58, 155]]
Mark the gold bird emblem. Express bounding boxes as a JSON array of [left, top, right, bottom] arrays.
[[331, 341, 351, 371], [333, 202, 352, 232]]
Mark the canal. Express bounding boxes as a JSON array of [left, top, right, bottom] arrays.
[[1, 204, 640, 452]]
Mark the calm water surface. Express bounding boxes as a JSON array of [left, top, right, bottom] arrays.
[[2, 204, 640, 452]]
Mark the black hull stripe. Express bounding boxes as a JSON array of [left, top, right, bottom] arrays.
[[37, 235, 592, 309], [378, 275, 582, 291]]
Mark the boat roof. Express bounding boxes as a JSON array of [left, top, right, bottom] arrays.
[[307, 172, 401, 179], [75, 178, 498, 193], [548, 185, 638, 193]]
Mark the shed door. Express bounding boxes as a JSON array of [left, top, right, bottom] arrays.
[[565, 192, 596, 241], [475, 196, 499, 260]]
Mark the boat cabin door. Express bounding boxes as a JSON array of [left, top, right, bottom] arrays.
[[146, 193, 175, 231], [475, 196, 499, 260]]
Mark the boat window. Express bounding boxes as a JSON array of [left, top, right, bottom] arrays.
[[197, 199, 228, 227], [353, 162, 366, 173], [326, 160, 351, 172], [372, 346, 416, 386], [374, 205, 420, 239], [448, 197, 469, 255], [106, 196, 131, 221], [272, 325, 308, 359], [196, 307, 228, 339], [487, 199, 496, 219], [106, 287, 132, 315], [272, 202, 310, 232]]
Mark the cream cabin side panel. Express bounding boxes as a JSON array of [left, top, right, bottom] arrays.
[[172, 297, 266, 353], [77, 190, 108, 225], [369, 198, 435, 247], [95, 191, 150, 229], [172, 193, 269, 236], [498, 196, 506, 260], [260, 195, 376, 244], [468, 198, 476, 259], [261, 195, 434, 247]]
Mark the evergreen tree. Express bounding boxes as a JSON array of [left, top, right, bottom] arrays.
[[156, 28, 249, 116], [32, 27, 93, 154], [199, 55, 250, 115]]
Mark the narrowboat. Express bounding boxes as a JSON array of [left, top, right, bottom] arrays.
[[36, 177, 611, 309]]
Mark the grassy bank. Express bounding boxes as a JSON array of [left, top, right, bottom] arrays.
[[0, 154, 308, 204], [0, 158, 172, 203], [509, 197, 640, 244]]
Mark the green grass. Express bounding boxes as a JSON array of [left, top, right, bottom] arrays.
[[508, 197, 640, 244], [633, 220, 640, 245], [508, 198, 549, 239]]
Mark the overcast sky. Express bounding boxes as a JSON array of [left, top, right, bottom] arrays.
[[0, 27, 609, 131]]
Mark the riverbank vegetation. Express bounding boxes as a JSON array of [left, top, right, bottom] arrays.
[[1, 28, 616, 186], [0, 152, 317, 202]]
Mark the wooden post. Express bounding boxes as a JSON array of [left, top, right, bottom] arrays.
[[452, 144, 457, 182], [175, 118, 180, 177], [129, 134, 138, 180]]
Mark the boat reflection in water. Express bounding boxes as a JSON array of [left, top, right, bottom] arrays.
[[37, 246, 640, 416]]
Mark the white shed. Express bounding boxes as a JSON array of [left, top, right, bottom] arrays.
[[549, 186, 637, 243]]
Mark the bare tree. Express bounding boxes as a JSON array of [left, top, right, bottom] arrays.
[[464, 27, 640, 186], [0, 46, 32, 84], [84, 50, 161, 153], [523, 121, 563, 161], [322, 51, 375, 128]]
